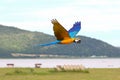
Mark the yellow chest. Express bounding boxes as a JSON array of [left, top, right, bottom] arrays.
[[60, 38, 75, 44]]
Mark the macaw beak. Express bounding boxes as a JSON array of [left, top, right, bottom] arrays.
[[74, 38, 81, 43]]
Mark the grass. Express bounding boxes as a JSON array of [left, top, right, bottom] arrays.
[[0, 68, 120, 80]]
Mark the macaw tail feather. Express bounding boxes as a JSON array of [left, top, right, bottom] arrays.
[[35, 40, 60, 46]]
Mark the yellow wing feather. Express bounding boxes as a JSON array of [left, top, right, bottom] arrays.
[[51, 19, 70, 40]]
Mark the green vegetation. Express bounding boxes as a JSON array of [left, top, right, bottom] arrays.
[[0, 68, 120, 80], [5, 68, 88, 75], [5, 68, 53, 75], [0, 24, 120, 58]]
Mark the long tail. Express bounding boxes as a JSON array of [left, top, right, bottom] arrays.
[[35, 40, 60, 46]]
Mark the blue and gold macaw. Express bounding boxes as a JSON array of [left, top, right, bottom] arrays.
[[38, 19, 81, 46]]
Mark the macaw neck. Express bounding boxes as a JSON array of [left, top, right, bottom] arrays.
[[60, 38, 75, 44]]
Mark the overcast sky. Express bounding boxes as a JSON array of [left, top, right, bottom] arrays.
[[0, 0, 120, 46]]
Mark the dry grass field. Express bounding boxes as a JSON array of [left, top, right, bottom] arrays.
[[0, 68, 120, 80]]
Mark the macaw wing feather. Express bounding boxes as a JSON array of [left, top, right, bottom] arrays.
[[36, 40, 60, 46], [68, 22, 81, 38], [52, 19, 70, 40]]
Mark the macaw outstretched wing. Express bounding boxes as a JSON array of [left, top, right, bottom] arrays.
[[68, 22, 81, 38], [36, 40, 60, 46], [52, 19, 70, 40]]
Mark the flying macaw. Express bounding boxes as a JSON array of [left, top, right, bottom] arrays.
[[38, 19, 81, 46]]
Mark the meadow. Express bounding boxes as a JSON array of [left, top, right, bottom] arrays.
[[0, 68, 120, 80]]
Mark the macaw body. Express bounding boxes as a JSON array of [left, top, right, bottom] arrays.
[[37, 19, 81, 46], [60, 38, 75, 44]]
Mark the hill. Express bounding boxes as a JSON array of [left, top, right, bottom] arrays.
[[0, 24, 120, 58]]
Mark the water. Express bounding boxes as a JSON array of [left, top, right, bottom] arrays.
[[0, 58, 120, 68]]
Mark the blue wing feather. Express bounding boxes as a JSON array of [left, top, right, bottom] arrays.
[[35, 40, 60, 46], [68, 22, 81, 38]]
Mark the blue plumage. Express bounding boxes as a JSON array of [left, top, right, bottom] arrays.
[[68, 22, 81, 38], [36, 40, 60, 46], [36, 19, 81, 47]]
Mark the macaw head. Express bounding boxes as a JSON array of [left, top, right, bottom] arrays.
[[74, 38, 81, 43]]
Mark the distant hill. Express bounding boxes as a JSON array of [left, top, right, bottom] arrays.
[[0, 24, 120, 58]]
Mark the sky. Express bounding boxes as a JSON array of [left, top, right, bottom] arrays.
[[0, 0, 120, 46]]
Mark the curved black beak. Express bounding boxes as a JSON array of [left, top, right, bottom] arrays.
[[74, 39, 81, 43]]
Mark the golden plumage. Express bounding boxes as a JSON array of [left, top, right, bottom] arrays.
[[38, 19, 81, 46]]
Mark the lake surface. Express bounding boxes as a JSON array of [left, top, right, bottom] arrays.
[[0, 58, 120, 68]]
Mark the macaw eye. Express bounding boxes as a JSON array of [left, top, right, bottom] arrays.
[[75, 39, 81, 43]]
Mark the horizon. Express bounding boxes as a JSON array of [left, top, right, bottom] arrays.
[[0, 0, 120, 46]]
